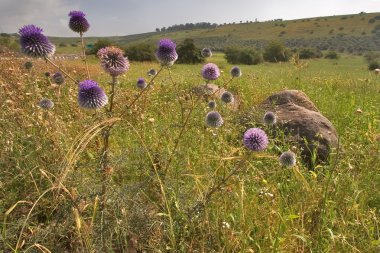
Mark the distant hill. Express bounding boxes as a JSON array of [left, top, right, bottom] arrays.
[[2, 12, 380, 54]]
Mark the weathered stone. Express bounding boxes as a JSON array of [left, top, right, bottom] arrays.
[[255, 90, 338, 166]]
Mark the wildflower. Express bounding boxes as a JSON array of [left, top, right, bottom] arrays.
[[97, 46, 129, 76], [202, 63, 220, 80], [279, 151, 296, 167], [155, 39, 178, 66], [136, 78, 147, 89], [221, 91, 234, 104], [147, 68, 157, 76], [201, 48, 212, 57], [208, 100, 217, 109], [38, 98, 54, 109], [52, 72, 65, 85], [263, 111, 276, 125], [24, 61, 33, 70], [205, 111, 223, 128], [78, 80, 108, 109], [243, 128, 268, 151], [230, 66, 242, 78], [68, 11, 90, 33], [19, 25, 55, 57]]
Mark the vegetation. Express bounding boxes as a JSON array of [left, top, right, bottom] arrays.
[[263, 41, 292, 62], [324, 51, 339, 59], [224, 47, 263, 65], [176, 38, 204, 64], [124, 43, 155, 61]]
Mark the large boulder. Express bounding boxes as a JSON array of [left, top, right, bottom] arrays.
[[254, 90, 338, 166]]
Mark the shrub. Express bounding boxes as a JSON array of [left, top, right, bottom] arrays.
[[298, 48, 323, 59], [125, 43, 155, 61], [368, 18, 376, 24], [88, 39, 113, 55], [176, 39, 204, 64], [224, 47, 263, 65], [263, 41, 292, 62], [324, 51, 339, 59], [368, 61, 379, 70]]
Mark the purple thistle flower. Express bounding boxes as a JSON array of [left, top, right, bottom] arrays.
[[78, 80, 108, 109], [230, 66, 242, 78], [243, 128, 268, 151], [279, 151, 296, 167], [155, 39, 178, 66], [201, 63, 220, 80], [205, 111, 224, 128], [19, 25, 55, 58], [38, 98, 54, 109], [68, 11, 90, 33], [147, 68, 157, 76], [97, 46, 129, 76], [263, 111, 276, 125], [201, 48, 212, 57], [52, 72, 65, 85], [208, 100, 217, 110], [221, 91, 234, 104], [136, 78, 147, 90]]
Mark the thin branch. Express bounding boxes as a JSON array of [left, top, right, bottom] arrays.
[[80, 32, 91, 79], [45, 57, 78, 84]]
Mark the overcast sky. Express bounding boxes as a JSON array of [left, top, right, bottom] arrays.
[[1, 0, 380, 37]]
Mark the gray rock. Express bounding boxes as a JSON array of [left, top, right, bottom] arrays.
[[256, 90, 338, 166]]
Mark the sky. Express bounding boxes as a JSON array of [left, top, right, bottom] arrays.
[[0, 0, 380, 37]]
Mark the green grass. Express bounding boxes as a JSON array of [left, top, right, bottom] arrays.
[[1, 53, 380, 252]]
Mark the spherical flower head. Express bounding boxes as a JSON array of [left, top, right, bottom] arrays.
[[24, 61, 33, 70], [155, 39, 178, 66], [78, 80, 108, 109], [208, 100, 217, 110], [52, 72, 65, 85], [44, 72, 51, 77], [202, 63, 220, 80], [243, 128, 268, 151], [230, 66, 242, 78], [136, 78, 147, 90], [147, 68, 157, 76], [279, 151, 296, 167], [263, 111, 277, 125], [68, 11, 90, 33], [38, 98, 54, 109], [205, 111, 224, 128], [221, 91, 234, 104], [201, 48, 212, 57], [97, 46, 129, 76], [19, 25, 55, 58]]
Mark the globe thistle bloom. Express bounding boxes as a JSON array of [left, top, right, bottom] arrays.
[[221, 91, 234, 104], [52, 72, 65, 85], [147, 68, 157, 76], [68, 11, 90, 33], [201, 48, 212, 57], [263, 111, 277, 125], [78, 80, 108, 109], [24, 61, 33, 70], [155, 39, 178, 66], [230, 66, 242, 78], [38, 98, 54, 109], [243, 128, 268, 151], [279, 151, 296, 167], [208, 100, 217, 110], [205, 111, 224, 128], [201, 63, 220, 80], [19, 25, 55, 58], [97, 46, 129, 76], [136, 78, 147, 90]]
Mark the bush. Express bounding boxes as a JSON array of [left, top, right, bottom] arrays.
[[224, 47, 263, 65], [87, 39, 113, 55], [125, 43, 155, 61], [324, 51, 339, 59], [176, 39, 204, 64], [263, 41, 292, 62], [368, 62, 379, 70], [298, 48, 323, 59]]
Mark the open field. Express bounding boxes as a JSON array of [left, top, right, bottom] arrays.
[[1, 51, 380, 252]]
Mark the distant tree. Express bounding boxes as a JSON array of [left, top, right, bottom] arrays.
[[125, 43, 155, 61], [155, 28, 160, 32], [89, 39, 113, 54], [224, 47, 263, 65], [176, 39, 204, 64], [263, 41, 292, 62]]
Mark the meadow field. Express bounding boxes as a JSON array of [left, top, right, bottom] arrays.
[[1, 52, 380, 252]]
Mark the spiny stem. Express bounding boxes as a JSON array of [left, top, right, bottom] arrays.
[[45, 57, 78, 84], [80, 32, 91, 79]]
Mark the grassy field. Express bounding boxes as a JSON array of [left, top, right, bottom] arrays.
[[1, 51, 380, 252]]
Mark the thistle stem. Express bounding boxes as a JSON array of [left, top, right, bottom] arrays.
[[45, 57, 78, 84], [80, 32, 91, 79]]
